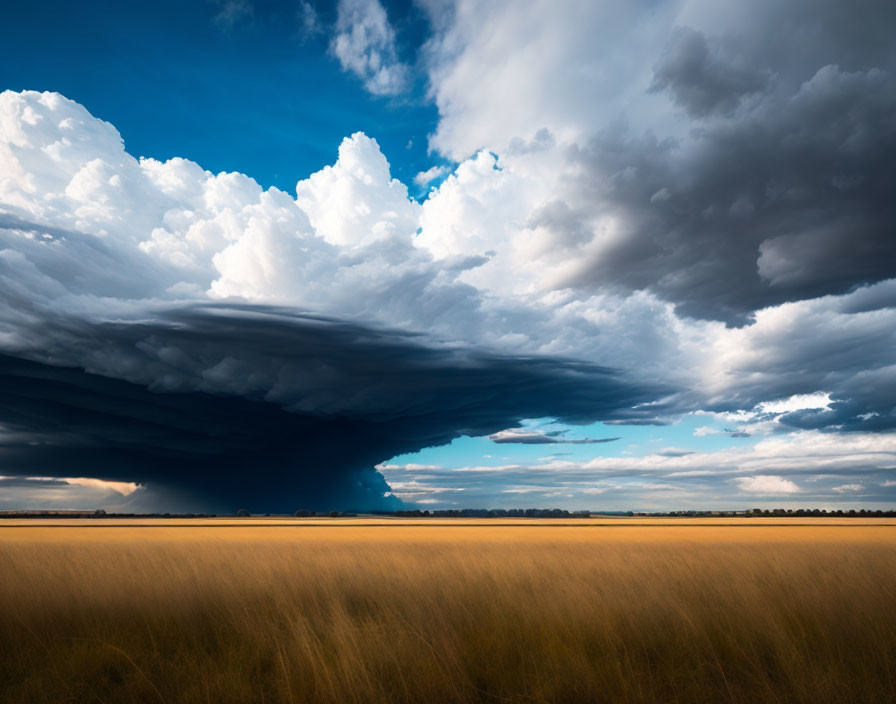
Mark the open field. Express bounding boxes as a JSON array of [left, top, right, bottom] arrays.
[[2, 519, 895, 703]]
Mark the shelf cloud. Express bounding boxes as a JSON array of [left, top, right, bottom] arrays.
[[0, 305, 663, 511]]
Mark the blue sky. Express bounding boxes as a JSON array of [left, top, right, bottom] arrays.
[[390, 417, 757, 469], [1, 0, 895, 512], [0, 0, 440, 193]]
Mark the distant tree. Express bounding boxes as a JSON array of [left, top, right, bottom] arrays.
[[236, 509, 250, 517]]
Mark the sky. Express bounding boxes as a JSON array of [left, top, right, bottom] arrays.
[[0, 0, 895, 512]]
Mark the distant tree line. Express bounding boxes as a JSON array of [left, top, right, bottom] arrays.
[[0, 510, 218, 519], [367, 507, 896, 518], [4, 507, 893, 519], [374, 508, 593, 518], [636, 508, 896, 517]]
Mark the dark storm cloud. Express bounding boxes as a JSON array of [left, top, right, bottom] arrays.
[[0, 476, 72, 490], [564, 67, 896, 323], [551, 0, 896, 323], [649, 27, 767, 118], [779, 403, 896, 433], [0, 305, 666, 512], [488, 429, 621, 445]]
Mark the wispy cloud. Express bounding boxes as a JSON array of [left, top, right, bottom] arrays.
[[212, 0, 253, 29], [298, 1, 321, 39], [414, 165, 448, 188], [330, 0, 407, 95], [488, 428, 620, 445], [832, 483, 865, 494]]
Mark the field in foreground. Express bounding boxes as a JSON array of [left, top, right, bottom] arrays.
[[1, 519, 895, 703]]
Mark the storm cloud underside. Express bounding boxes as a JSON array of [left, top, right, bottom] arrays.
[[0, 307, 662, 511]]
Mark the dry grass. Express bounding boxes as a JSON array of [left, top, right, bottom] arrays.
[[1, 520, 894, 703]]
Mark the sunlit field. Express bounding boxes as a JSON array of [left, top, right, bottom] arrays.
[[2, 519, 894, 703]]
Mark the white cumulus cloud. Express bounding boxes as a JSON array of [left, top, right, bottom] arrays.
[[734, 475, 800, 495]]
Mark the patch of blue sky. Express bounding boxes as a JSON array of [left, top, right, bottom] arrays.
[[386, 416, 759, 469], [0, 0, 442, 193]]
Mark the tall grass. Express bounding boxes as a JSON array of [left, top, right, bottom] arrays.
[[1, 523, 894, 703]]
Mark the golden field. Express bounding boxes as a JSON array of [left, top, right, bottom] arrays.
[[1, 519, 895, 703]]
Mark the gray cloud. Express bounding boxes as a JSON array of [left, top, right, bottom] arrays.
[[563, 59, 896, 322], [488, 428, 621, 445], [649, 27, 767, 118], [603, 418, 671, 427], [422, 0, 896, 323], [691, 284, 896, 432]]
